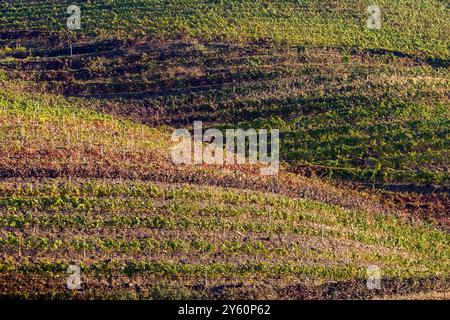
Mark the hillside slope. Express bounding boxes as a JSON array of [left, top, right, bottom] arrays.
[[1, 0, 449, 58], [0, 88, 448, 299], [0, 0, 448, 300], [1, 31, 448, 185]]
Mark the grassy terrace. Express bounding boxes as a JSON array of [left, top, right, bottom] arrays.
[[0, 179, 449, 299], [0, 38, 448, 184], [0, 1, 448, 185], [0, 82, 448, 298], [0, 0, 449, 58], [220, 99, 450, 184]]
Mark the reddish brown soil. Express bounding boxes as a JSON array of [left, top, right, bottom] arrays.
[[0, 274, 448, 300]]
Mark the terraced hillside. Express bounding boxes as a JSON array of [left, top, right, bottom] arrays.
[[2, 32, 448, 185], [0, 179, 448, 299], [0, 88, 448, 299], [1, 0, 449, 57], [0, 0, 449, 300]]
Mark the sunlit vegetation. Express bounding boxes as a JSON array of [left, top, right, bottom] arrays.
[[0, 0, 448, 300], [0, 0, 448, 58], [0, 179, 449, 298]]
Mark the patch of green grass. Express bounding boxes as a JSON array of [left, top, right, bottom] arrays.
[[1, 0, 449, 58], [216, 99, 450, 184], [0, 180, 448, 279]]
